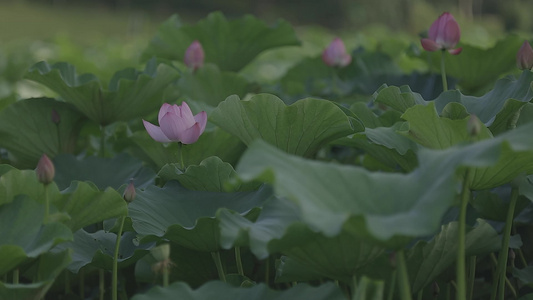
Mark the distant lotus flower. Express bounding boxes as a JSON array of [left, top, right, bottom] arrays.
[[516, 41, 533, 70], [36, 154, 55, 185], [421, 12, 462, 55], [184, 40, 205, 71], [143, 102, 207, 144], [123, 181, 136, 203], [322, 37, 352, 67]]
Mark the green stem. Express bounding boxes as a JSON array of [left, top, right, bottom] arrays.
[[99, 125, 106, 158], [56, 124, 61, 152], [265, 256, 270, 286], [417, 291, 423, 300], [386, 270, 397, 300], [112, 216, 125, 300], [162, 264, 169, 287], [456, 169, 471, 300], [496, 187, 519, 300], [440, 50, 448, 92], [178, 142, 185, 171], [517, 247, 528, 268], [79, 269, 85, 298], [44, 184, 49, 222], [467, 256, 476, 300], [235, 247, 244, 276], [99, 269, 105, 300], [65, 271, 71, 295], [13, 269, 19, 284], [396, 249, 413, 300], [211, 252, 226, 282], [351, 275, 358, 300]]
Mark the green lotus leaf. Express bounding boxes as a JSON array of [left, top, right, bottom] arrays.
[[513, 266, 533, 286], [0, 196, 72, 276], [275, 256, 325, 283], [24, 59, 179, 125], [131, 281, 344, 300], [141, 12, 300, 72], [54, 229, 152, 273], [130, 127, 246, 170], [407, 219, 500, 293], [0, 98, 86, 168], [158, 156, 259, 192], [373, 85, 426, 113], [55, 181, 128, 232], [0, 168, 60, 206], [178, 64, 251, 107], [210, 94, 354, 157], [129, 181, 271, 252], [53, 153, 156, 190]]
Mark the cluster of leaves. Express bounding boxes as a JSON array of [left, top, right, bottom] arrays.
[[1, 10, 533, 300]]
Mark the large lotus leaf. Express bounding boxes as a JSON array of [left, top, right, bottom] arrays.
[[373, 85, 427, 113], [235, 129, 533, 247], [422, 35, 525, 93], [275, 256, 325, 283], [55, 181, 128, 232], [24, 59, 179, 125], [53, 153, 156, 190], [53, 229, 152, 273], [218, 197, 383, 281], [210, 94, 354, 157], [0, 196, 72, 276], [130, 127, 246, 170], [0, 98, 86, 168], [279, 57, 341, 98], [0, 168, 60, 206], [0, 249, 71, 300], [178, 64, 251, 107], [131, 281, 343, 300], [141, 12, 300, 72], [129, 181, 271, 252], [407, 219, 500, 293], [400, 102, 493, 149], [513, 266, 533, 287], [470, 186, 531, 221], [158, 156, 259, 192]]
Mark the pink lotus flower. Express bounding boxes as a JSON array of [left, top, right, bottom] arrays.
[[421, 12, 462, 55], [36, 154, 55, 185], [517, 41, 533, 70], [143, 102, 207, 144], [322, 37, 352, 67], [123, 181, 136, 203], [184, 40, 205, 71]]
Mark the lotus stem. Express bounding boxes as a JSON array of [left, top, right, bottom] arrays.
[[178, 142, 185, 171], [13, 268, 19, 284], [112, 216, 125, 300], [99, 125, 106, 158], [440, 50, 448, 92], [235, 247, 244, 276], [44, 185, 49, 222], [495, 187, 518, 300], [99, 269, 105, 300], [456, 169, 471, 300], [162, 263, 169, 287], [65, 271, 71, 295], [467, 256, 476, 300], [211, 251, 226, 282], [386, 270, 397, 300], [79, 269, 85, 298], [396, 249, 412, 300], [265, 256, 270, 286]]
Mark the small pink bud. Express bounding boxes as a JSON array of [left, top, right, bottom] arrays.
[[184, 40, 205, 71], [123, 181, 136, 203], [516, 41, 533, 70], [36, 154, 55, 185], [322, 37, 352, 67], [420, 12, 462, 55], [467, 114, 482, 137], [51, 109, 61, 125]]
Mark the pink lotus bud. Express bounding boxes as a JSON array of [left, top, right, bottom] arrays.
[[517, 41, 533, 70], [36, 154, 55, 185], [51, 109, 61, 125], [142, 102, 207, 144], [184, 40, 205, 71], [467, 114, 481, 137], [322, 37, 352, 67], [123, 181, 136, 203], [420, 12, 462, 55]]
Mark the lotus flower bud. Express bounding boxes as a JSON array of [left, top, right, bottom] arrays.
[[467, 114, 481, 137], [36, 154, 55, 185], [420, 12, 462, 55], [51, 109, 61, 125], [322, 37, 352, 67], [150, 243, 174, 274], [516, 41, 533, 70], [184, 40, 205, 71], [123, 181, 136, 203]]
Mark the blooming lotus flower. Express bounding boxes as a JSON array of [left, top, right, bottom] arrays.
[[322, 37, 352, 67], [36, 154, 55, 185], [517, 41, 533, 70], [184, 40, 205, 71], [421, 12, 462, 55], [143, 102, 207, 144]]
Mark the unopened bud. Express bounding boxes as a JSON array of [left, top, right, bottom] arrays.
[[509, 249, 516, 262], [51, 109, 61, 125], [184, 40, 205, 71], [151, 243, 170, 262], [467, 114, 482, 137], [36, 154, 55, 185], [123, 181, 136, 203], [517, 41, 533, 70]]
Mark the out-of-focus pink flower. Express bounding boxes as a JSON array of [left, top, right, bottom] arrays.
[[184, 40, 205, 71], [420, 12, 462, 55], [517, 41, 533, 70], [143, 102, 207, 144], [123, 181, 136, 203], [322, 37, 352, 67], [36, 154, 55, 185]]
